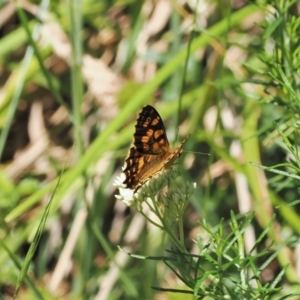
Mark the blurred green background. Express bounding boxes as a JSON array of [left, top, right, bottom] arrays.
[[0, 0, 300, 299]]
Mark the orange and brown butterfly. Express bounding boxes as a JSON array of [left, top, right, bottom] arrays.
[[122, 105, 190, 193]]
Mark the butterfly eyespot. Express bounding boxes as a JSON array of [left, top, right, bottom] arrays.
[[122, 105, 189, 192]]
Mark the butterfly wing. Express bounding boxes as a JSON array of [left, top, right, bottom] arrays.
[[133, 105, 169, 155], [122, 146, 144, 189], [122, 105, 188, 192]]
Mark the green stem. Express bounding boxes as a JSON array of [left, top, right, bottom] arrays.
[[139, 211, 163, 230], [148, 194, 187, 252], [178, 216, 184, 246]]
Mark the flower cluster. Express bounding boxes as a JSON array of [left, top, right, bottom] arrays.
[[114, 168, 195, 218]]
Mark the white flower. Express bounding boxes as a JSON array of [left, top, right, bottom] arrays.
[[114, 173, 136, 206]]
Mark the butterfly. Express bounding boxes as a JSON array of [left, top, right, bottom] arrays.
[[122, 105, 190, 192]]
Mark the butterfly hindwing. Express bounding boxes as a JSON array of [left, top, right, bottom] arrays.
[[123, 147, 144, 188]]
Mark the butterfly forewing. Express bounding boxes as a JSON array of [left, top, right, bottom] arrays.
[[133, 105, 169, 155]]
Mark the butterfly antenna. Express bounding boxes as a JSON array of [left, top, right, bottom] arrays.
[[183, 150, 210, 156]]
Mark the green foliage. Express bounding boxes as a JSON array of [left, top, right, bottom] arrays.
[[117, 173, 297, 299]]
